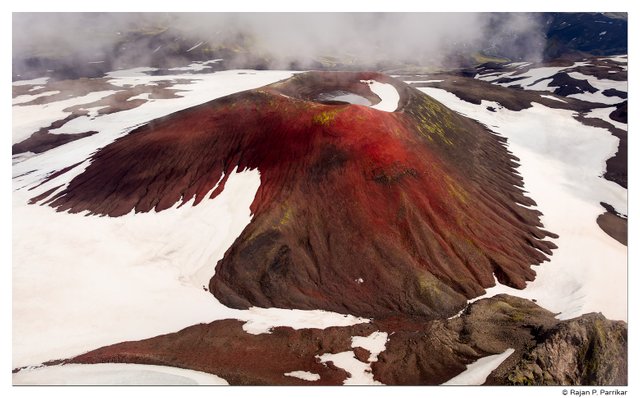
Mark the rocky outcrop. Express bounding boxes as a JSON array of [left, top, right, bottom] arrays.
[[65, 295, 627, 385], [31, 72, 557, 320], [489, 313, 627, 385], [12, 129, 98, 154]]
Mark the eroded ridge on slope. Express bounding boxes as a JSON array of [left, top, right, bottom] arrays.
[[31, 71, 557, 319]]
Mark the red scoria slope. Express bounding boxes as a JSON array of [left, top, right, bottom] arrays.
[[33, 71, 557, 319]]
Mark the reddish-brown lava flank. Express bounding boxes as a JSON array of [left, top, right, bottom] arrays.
[[33, 71, 557, 319]]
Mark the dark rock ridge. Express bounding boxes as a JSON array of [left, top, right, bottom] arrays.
[[542, 13, 627, 60], [610, 101, 627, 124], [32, 71, 557, 319], [63, 295, 627, 385], [487, 312, 627, 385], [596, 202, 627, 246], [12, 129, 98, 155]]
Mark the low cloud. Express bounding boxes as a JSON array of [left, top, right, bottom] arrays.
[[13, 13, 545, 72]]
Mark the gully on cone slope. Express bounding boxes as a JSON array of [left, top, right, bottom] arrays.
[[32, 71, 557, 319]]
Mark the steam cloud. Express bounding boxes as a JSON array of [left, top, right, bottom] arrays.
[[13, 13, 545, 73]]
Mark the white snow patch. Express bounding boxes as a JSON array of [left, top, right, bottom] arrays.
[[599, 31, 607, 36], [361, 80, 399, 112], [419, 87, 627, 321], [540, 94, 567, 103], [13, 77, 50, 86], [317, 351, 382, 385], [513, 62, 532, 69], [241, 307, 368, 335], [585, 106, 627, 131], [603, 55, 628, 65], [442, 349, 515, 385], [284, 371, 321, 382], [186, 41, 204, 52], [12, 90, 61, 105], [314, 331, 388, 385], [12, 90, 116, 144], [355, 277, 364, 284], [13, 363, 228, 385], [351, 331, 388, 362], [128, 92, 151, 101]]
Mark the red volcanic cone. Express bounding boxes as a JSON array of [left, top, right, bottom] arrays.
[[33, 71, 557, 319]]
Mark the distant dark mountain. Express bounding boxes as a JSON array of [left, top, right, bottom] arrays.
[[542, 12, 627, 60]]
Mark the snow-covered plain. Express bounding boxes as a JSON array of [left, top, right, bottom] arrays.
[[12, 68, 370, 375], [12, 363, 229, 385], [419, 87, 627, 322]]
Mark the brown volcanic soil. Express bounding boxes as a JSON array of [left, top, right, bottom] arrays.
[[596, 212, 627, 246], [65, 295, 627, 386], [70, 319, 368, 385], [596, 203, 627, 246], [32, 71, 556, 320]]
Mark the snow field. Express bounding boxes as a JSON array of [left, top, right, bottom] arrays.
[[12, 69, 370, 373], [13, 363, 229, 385], [419, 87, 627, 322]]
